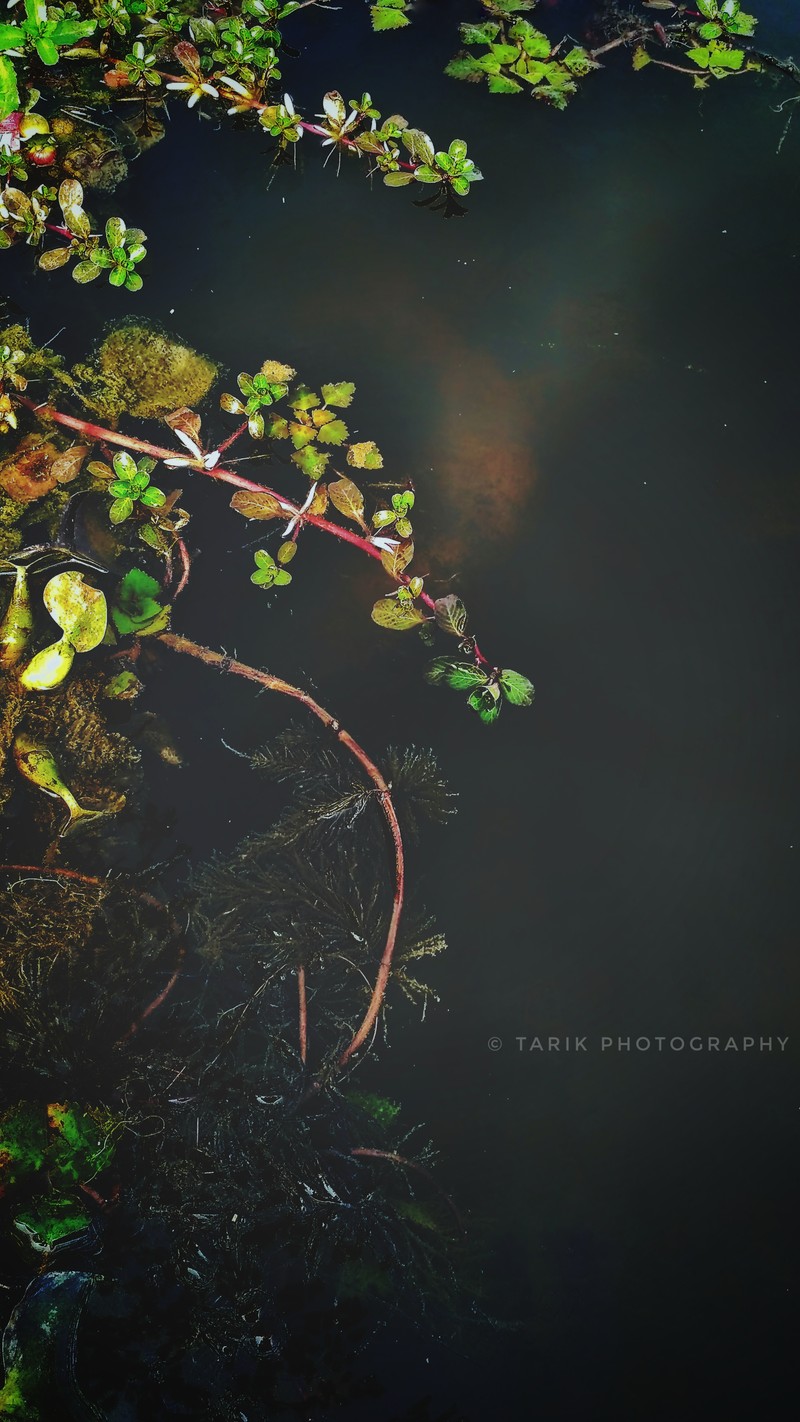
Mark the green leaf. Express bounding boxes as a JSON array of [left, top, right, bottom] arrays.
[[317, 418, 349, 445], [112, 567, 169, 636], [508, 20, 551, 57], [468, 685, 502, 724], [371, 598, 427, 631], [139, 486, 165, 508], [426, 657, 488, 691], [72, 261, 101, 285], [383, 170, 415, 186], [50, 19, 96, 46], [0, 56, 19, 124], [498, 669, 534, 707], [109, 496, 134, 524], [413, 164, 442, 185], [34, 36, 60, 66], [15, 1196, 91, 1250], [347, 440, 383, 469], [0, 1104, 46, 1189], [43, 571, 107, 652], [459, 21, 500, 44], [698, 21, 723, 38], [445, 54, 486, 81], [113, 451, 137, 479], [487, 73, 523, 93], [321, 381, 355, 408], [401, 127, 435, 164], [291, 445, 329, 479], [434, 595, 468, 638], [371, 4, 410, 32]]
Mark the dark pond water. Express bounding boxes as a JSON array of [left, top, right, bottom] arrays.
[[4, 1, 800, 1417]]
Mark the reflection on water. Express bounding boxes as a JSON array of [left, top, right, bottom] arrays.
[[2, 0, 800, 1417]]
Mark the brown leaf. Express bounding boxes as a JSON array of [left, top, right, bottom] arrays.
[[229, 489, 285, 521], [0, 436, 60, 503], [164, 407, 201, 446], [51, 445, 89, 484], [381, 540, 414, 578], [328, 477, 366, 526]]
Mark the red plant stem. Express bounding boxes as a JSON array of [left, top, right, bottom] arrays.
[[44, 223, 76, 241], [156, 633, 405, 1072], [297, 965, 308, 1065], [0, 864, 185, 1040], [171, 536, 192, 599], [17, 395, 497, 664], [118, 943, 186, 1044], [216, 420, 249, 455], [349, 1147, 464, 1231]]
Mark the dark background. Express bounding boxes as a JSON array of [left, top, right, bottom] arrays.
[[4, 1, 799, 1416]]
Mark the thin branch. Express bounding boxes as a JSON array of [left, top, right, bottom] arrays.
[[156, 633, 405, 1075], [349, 1147, 464, 1232], [297, 964, 308, 1065]]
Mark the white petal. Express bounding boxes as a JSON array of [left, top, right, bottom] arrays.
[[218, 75, 249, 96], [370, 537, 401, 553], [203, 451, 221, 469], [187, 92, 199, 109], [175, 429, 202, 458], [283, 94, 295, 115], [166, 82, 190, 91]]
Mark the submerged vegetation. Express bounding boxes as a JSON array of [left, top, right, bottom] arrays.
[[0, 306, 521, 1413], [0, 2, 793, 1416]]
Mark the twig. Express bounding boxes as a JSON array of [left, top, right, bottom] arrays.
[[156, 633, 405, 1075], [297, 964, 308, 1064], [349, 1147, 464, 1231]]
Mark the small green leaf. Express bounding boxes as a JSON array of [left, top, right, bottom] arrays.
[[426, 657, 488, 691], [347, 440, 383, 470], [321, 381, 355, 408], [317, 418, 349, 446], [468, 684, 502, 724], [0, 56, 20, 123], [109, 496, 134, 524], [498, 669, 534, 707], [291, 445, 329, 479]]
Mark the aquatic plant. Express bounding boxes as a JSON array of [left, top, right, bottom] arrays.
[[1, 321, 533, 723], [0, 2, 486, 289]]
